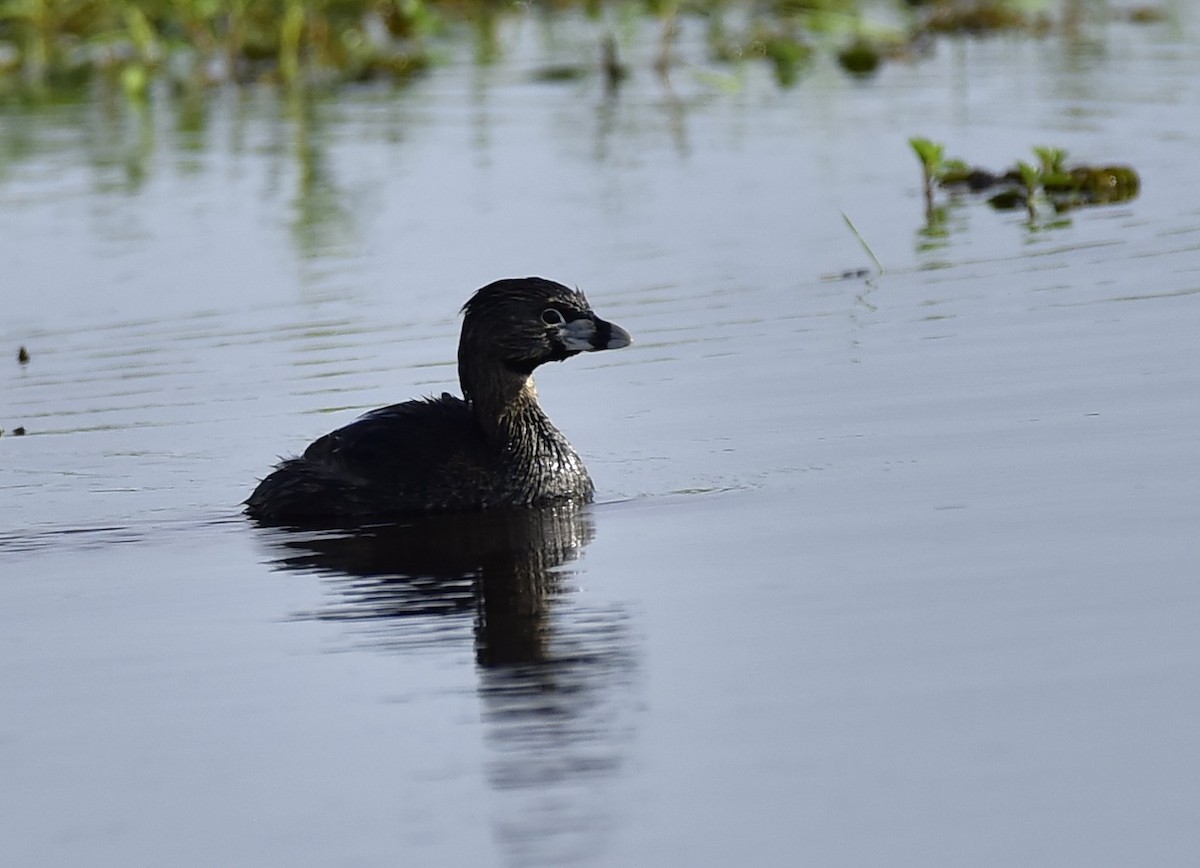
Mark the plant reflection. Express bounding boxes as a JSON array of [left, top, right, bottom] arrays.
[[258, 503, 638, 865], [284, 91, 356, 260]]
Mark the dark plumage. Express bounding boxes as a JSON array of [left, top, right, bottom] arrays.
[[245, 277, 631, 522]]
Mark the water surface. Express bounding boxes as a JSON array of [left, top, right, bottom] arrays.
[[2, 9, 1199, 867]]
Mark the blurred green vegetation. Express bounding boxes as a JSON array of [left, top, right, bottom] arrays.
[[0, 0, 442, 96], [0, 0, 1163, 99]]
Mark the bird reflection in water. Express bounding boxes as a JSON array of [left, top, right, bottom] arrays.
[[258, 503, 638, 865]]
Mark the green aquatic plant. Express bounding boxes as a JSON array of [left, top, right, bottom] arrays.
[[914, 140, 1141, 234], [1032, 144, 1074, 195], [1033, 145, 1066, 175], [909, 136, 944, 216], [1015, 159, 1040, 220], [910, 136, 957, 245], [909, 136, 944, 171]]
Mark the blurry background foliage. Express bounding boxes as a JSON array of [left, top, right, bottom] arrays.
[[0, 1, 1168, 100]]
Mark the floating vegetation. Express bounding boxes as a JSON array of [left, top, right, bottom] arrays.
[[1126, 6, 1169, 24], [531, 62, 592, 83], [910, 137, 1140, 233], [915, 1, 1052, 35], [836, 37, 881, 76]]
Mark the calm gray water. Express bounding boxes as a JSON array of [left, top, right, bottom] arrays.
[[3, 8, 1199, 867]]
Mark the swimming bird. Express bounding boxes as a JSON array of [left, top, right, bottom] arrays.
[[245, 277, 631, 522]]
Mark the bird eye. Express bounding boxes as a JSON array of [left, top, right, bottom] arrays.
[[541, 308, 566, 326]]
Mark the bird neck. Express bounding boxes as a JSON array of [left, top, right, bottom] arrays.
[[461, 362, 556, 445], [460, 357, 591, 503]]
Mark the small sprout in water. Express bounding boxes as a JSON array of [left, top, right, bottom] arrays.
[[1016, 160, 1041, 219], [909, 137, 945, 173], [910, 137, 945, 216], [1035, 146, 1073, 191], [1016, 160, 1040, 190], [1034, 146, 1068, 175], [18, 346, 30, 364]]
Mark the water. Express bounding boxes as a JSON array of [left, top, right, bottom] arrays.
[[3, 9, 1199, 867]]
